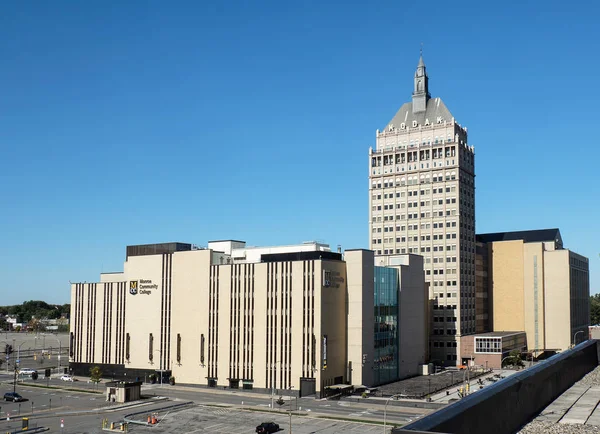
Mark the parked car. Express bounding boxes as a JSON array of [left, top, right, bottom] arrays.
[[4, 392, 24, 402], [256, 422, 279, 433], [60, 375, 74, 382]]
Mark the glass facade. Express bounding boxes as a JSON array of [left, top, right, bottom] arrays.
[[373, 267, 399, 385]]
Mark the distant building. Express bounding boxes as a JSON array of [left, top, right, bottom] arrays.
[[369, 54, 476, 365], [460, 331, 527, 369], [589, 326, 600, 340], [476, 229, 590, 354], [347, 252, 428, 387], [69, 240, 427, 396]]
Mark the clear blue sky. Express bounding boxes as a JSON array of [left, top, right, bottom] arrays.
[[1, 1, 598, 305]]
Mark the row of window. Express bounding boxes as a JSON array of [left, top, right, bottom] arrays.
[[372, 186, 458, 200], [372, 160, 461, 175], [373, 198, 459, 210], [433, 329, 457, 335], [433, 316, 457, 322], [376, 233, 459, 243], [378, 244, 458, 254], [374, 153, 458, 166], [432, 342, 458, 348], [434, 305, 457, 311], [373, 221, 459, 233], [434, 292, 458, 298], [371, 209, 459, 221], [371, 171, 459, 183], [372, 173, 460, 189], [375, 143, 457, 157], [432, 280, 458, 286]]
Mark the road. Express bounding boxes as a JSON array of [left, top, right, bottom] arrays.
[[0, 376, 429, 433]]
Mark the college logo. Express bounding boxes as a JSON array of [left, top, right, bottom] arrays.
[[129, 281, 138, 295]]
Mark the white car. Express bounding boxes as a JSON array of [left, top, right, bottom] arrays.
[[60, 375, 74, 382], [18, 368, 37, 376]]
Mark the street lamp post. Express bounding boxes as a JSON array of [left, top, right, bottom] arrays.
[[383, 394, 401, 434], [52, 335, 62, 372], [573, 330, 585, 347], [270, 360, 281, 410], [288, 386, 295, 434], [500, 356, 513, 378], [17, 342, 26, 366]]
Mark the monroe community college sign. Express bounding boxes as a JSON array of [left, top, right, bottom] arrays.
[[323, 270, 345, 289], [129, 279, 158, 295]]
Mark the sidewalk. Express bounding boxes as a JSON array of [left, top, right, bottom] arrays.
[[428, 369, 519, 403]]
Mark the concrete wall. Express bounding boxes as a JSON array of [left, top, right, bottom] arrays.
[[544, 249, 570, 352], [523, 243, 546, 353], [170, 249, 211, 385], [70, 251, 348, 396], [398, 255, 427, 377], [394, 340, 600, 434], [345, 250, 375, 387]]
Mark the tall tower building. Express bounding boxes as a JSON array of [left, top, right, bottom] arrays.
[[369, 55, 476, 365]]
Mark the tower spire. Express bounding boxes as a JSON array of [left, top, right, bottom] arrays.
[[412, 48, 430, 114]]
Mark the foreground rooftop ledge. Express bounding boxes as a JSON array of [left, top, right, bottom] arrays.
[[396, 339, 599, 434]]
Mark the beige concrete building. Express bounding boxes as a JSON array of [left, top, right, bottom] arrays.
[[70, 241, 427, 396], [346, 252, 428, 387], [369, 54, 476, 365], [476, 229, 590, 354]]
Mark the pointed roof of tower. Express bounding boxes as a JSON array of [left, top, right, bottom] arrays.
[[383, 53, 455, 130], [384, 97, 454, 131]]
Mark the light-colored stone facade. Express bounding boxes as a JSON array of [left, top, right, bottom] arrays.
[[69, 242, 427, 394], [480, 236, 590, 353], [369, 56, 476, 365]]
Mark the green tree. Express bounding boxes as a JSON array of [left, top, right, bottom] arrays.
[[503, 350, 524, 368], [90, 366, 102, 383], [590, 294, 600, 325]]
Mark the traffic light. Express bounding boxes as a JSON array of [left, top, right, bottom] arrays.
[[7, 345, 12, 355], [4, 344, 8, 355]]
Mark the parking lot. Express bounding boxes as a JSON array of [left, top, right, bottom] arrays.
[[0, 383, 104, 418], [129, 404, 389, 434]]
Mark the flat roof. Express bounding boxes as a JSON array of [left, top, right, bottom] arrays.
[[476, 229, 561, 244], [470, 331, 525, 338], [207, 239, 246, 244], [261, 251, 342, 263]]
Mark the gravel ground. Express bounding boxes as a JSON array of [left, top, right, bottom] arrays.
[[575, 366, 600, 387], [518, 421, 600, 433], [516, 366, 600, 433]]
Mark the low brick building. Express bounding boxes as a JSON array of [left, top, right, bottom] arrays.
[[460, 331, 527, 369]]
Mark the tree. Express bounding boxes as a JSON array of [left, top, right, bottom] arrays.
[[27, 318, 45, 332], [590, 294, 600, 325], [90, 366, 102, 384], [503, 350, 524, 368]]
